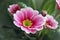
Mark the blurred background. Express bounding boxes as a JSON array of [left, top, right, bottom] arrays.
[[0, 0, 60, 40]]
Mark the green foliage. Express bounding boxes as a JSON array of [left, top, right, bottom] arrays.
[[0, 0, 60, 40], [40, 0, 56, 15]]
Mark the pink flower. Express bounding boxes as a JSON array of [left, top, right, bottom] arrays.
[[56, 0, 60, 10], [8, 4, 20, 15], [13, 7, 45, 34], [45, 15, 58, 29]]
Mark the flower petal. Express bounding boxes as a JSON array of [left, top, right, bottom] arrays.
[[32, 14, 45, 26], [20, 26, 30, 34], [29, 28, 37, 34], [13, 21, 21, 27]]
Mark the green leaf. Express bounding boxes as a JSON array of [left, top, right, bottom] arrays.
[[41, 0, 56, 15], [29, 0, 36, 9], [18, 2, 27, 8]]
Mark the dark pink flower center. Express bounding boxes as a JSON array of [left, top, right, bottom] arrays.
[[46, 20, 52, 26]]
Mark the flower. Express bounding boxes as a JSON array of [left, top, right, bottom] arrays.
[[56, 0, 60, 10], [8, 4, 20, 15], [44, 15, 58, 29], [13, 7, 45, 34]]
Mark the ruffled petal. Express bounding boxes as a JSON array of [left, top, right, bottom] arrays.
[[29, 28, 37, 34], [20, 26, 30, 34], [32, 14, 45, 26], [13, 21, 21, 27]]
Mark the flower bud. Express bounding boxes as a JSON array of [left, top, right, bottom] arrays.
[[8, 4, 20, 15], [41, 10, 47, 17]]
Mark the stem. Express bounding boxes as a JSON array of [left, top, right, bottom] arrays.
[[37, 29, 48, 40], [36, 31, 42, 40], [36, 31, 43, 40], [38, 31, 42, 37], [39, 33, 44, 40], [24, 33, 31, 39]]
